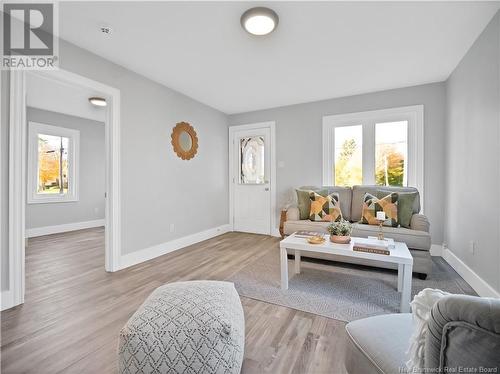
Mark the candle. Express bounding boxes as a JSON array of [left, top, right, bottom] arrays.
[[376, 211, 386, 221]]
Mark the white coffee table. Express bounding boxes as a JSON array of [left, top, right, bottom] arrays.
[[279, 234, 414, 313]]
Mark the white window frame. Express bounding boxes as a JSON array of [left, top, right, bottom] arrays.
[[27, 121, 80, 204], [322, 105, 424, 206]]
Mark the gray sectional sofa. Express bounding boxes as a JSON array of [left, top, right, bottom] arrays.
[[283, 185, 432, 277]]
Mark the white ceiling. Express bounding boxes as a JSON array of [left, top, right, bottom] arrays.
[[27, 73, 106, 122], [59, 2, 500, 114]]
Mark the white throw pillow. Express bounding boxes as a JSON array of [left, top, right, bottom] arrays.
[[406, 288, 450, 371]]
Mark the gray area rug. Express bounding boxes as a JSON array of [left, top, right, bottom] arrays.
[[227, 248, 476, 322]]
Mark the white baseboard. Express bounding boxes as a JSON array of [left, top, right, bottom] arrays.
[[442, 247, 500, 298], [430, 244, 443, 257], [26, 219, 105, 238], [119, 224, 232, 270], [1, 289, 14, 311]]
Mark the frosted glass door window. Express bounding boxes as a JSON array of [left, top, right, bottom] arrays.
[[240, 136, 265, 184]]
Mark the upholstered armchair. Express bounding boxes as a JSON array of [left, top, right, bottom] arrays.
[[344, 294, 500, 373]]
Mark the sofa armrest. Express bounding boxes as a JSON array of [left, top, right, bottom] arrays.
[[410, 214, 430, 232], [279, 206, 300, 238], [425, 295, 500, 371]]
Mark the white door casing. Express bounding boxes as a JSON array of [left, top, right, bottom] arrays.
[[234, 127, 270, 234], [3, 69, 121, 311], [229, 122, 277, 236]]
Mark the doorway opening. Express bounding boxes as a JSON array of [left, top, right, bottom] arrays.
[[5, 70, 121, 310]]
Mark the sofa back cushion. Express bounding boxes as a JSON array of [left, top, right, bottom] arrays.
[[351, 185, 420, 222], [299, 186, 352, 221]]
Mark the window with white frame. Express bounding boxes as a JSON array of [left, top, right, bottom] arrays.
[[28, 122, 80, 203], [322, 105, 423, 192]]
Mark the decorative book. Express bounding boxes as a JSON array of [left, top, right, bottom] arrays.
[[351, 237, 389, 249], [353, 246, 390, 255], [367, 236, 395, 249]]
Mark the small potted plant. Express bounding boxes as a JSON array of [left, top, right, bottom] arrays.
[[327, 220, 352, 244]]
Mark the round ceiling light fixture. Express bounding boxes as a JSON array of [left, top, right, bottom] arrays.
[[241, 7, 279, 36], [88, 97, 107, 107]]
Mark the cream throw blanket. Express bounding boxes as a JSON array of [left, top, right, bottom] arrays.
[[406, 288, 450, 371]]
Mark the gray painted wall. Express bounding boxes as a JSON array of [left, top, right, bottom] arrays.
[[229, 83, 447, 245], [1, 71, 10, 291], [26, 107, 105, 230], [1, 38, 229, 293], [445, 12, 500, 292], [2, 13, 498, 294], [57, 40, 229, 255]]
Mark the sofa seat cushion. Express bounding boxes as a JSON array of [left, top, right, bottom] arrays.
[[352, 223, 431, 251], [284, 220, 331, 235], [345, 313, 412, 374]]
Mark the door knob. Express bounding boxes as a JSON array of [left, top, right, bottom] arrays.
[[264, 187, 270, 191]]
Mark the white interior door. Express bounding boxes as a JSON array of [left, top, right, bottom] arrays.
[[232, 127, 271, 235]]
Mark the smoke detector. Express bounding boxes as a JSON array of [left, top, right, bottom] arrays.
[[100, 26, 112, 35]]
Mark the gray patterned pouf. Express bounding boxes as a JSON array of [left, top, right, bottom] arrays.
[[118, 281, 245, 374]]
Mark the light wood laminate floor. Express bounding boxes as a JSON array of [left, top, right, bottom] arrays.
[[1, 228, 347, 374]]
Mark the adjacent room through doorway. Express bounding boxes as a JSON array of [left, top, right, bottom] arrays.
[[24, 72, 107, 299]]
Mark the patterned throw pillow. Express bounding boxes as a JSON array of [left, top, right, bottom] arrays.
[[378, 190, 417, 229], [309, 192, 343, 222], [296, 189, 328, 220], [361, 192, 399, 227]]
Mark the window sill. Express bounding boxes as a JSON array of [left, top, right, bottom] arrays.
[[27, 195, 79, 204]]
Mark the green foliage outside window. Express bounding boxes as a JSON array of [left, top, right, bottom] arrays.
[[335, 140, 405, 187], [335, 139, 362, 187], [375, 144, 405, 186]]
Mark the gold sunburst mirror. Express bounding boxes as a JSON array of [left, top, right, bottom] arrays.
[[171, 122, 198, 160]]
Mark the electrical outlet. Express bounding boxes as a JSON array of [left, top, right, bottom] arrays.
[[94, 207, 99, 215], [169, 223, 175, 233], [469, 240, 475, 255]]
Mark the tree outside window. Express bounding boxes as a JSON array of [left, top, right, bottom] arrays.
[[375, 121, 408, 187], [28, 122, 79, 204], [37, 134, 69, 194], [334, 125, 362, 186]]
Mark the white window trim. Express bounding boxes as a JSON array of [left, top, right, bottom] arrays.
[[322, 105, 424, 209], [27, 121, 80, 204]]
